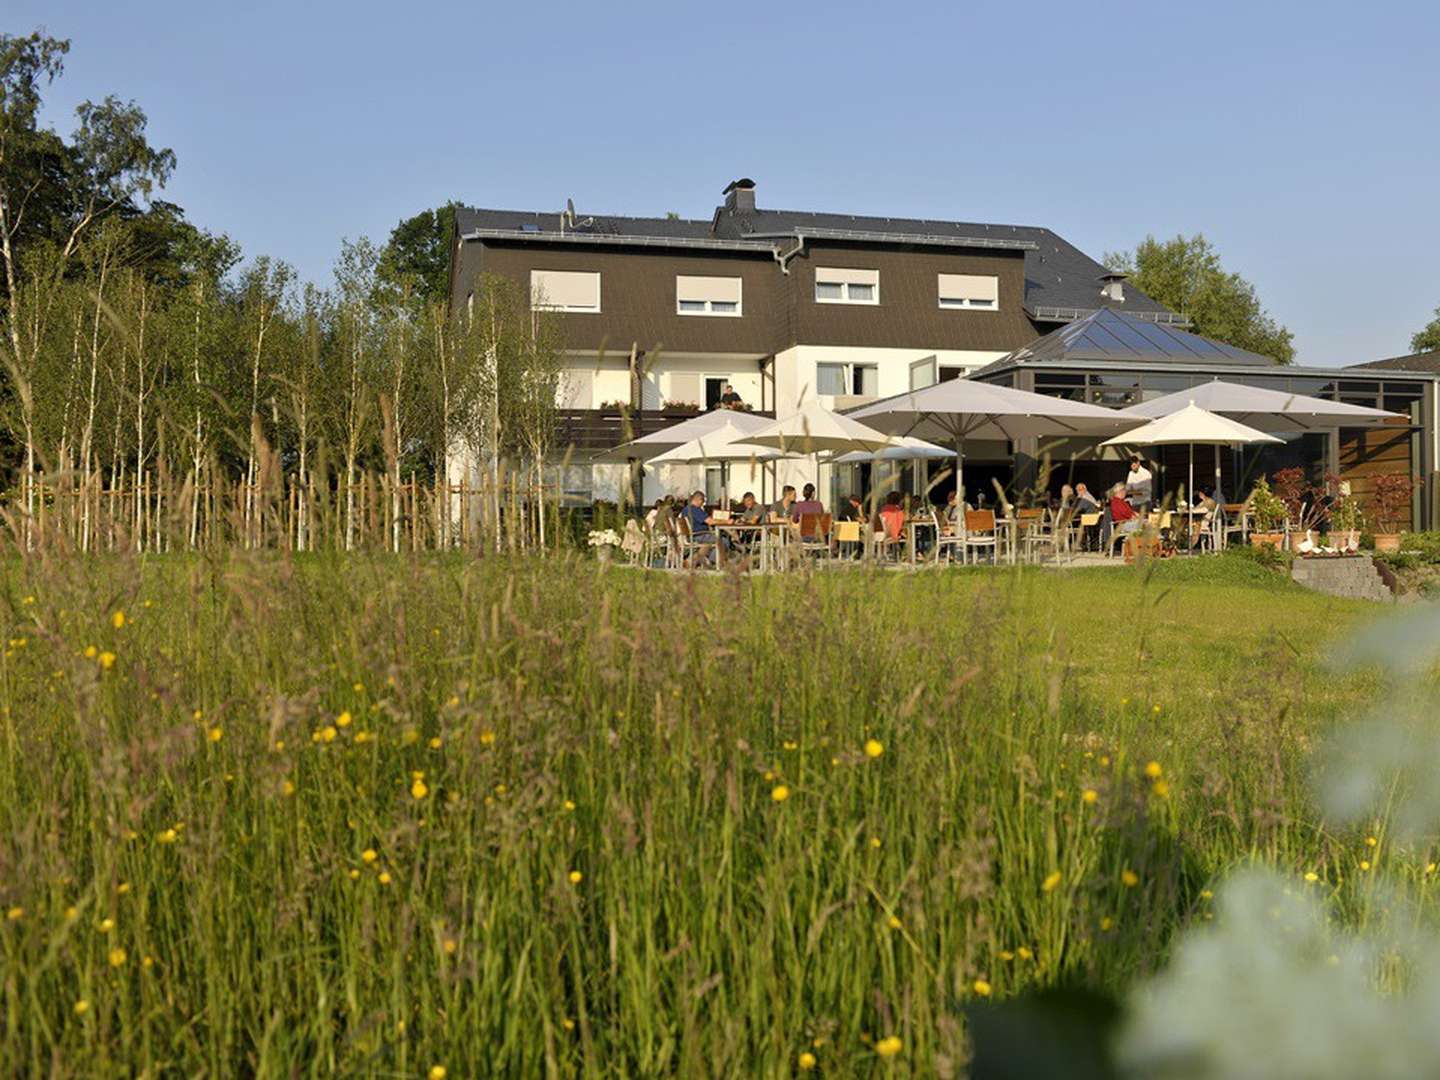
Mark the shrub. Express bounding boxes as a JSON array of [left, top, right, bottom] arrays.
[[1247, 477, 1287, 532], [1369, 473, 1417, 533]]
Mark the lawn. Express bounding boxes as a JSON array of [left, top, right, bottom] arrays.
[[0, 552, 1402, 1076]]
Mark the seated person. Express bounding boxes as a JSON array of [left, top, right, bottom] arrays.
[[836, 494, 866, 522], [791, 483, 825, 522], [680, 490, 718, 565], [737, 491, 765, 523], [769, 485, 797, 521], [1074, 482, 1101, 512], [878, 492, 906, 543], [1100, 483, 1140, 548]]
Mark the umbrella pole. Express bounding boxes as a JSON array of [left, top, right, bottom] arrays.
[[1188, 442, 1195, 555]]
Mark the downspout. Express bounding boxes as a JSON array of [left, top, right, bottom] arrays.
[[773, 234, 806, 274]]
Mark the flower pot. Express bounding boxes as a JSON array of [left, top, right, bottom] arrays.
[[1250, 532, 1284, 550], [1373, 533, 1401, 554]]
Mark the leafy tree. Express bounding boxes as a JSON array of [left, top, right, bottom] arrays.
[[1410, 306, 1440, 354], [1105, 234, 1295, 364], [377, 202, 459, 304]]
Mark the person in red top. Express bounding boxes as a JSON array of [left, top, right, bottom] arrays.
[[1102, 483, 1139, 549], [878, 491, 906, 542]]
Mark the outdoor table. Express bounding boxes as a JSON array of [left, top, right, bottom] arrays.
[[906, 518, 937, 566], [712, 520, 792, 573]]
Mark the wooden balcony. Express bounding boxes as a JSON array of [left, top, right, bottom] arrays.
[[555, 407, 774, 452]]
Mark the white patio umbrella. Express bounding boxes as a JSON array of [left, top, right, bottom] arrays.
[[825, 436, 955, 465], [645, 419, 782, 504], [1121, 379, 1402, 431], [732, 401, 894, 455], [588, 408, 771, 463], [1101, 402, 1281, 511], [848, 379, 1133, 501]]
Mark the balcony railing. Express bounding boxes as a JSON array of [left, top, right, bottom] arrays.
[[555, 407, 774, 452]]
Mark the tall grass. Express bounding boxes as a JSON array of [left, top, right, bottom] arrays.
[[0, 552, 1406, 1076]]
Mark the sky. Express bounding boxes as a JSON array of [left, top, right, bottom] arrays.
[[13, 0, 1440, 366]]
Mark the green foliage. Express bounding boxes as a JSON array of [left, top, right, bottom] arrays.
[[0, 553, 1386, 1073], [377, 202, 460, 304], [1411, 305, 1440, 354], [1246, 477, 1288, 531], [1105, 234, 1295, 364]]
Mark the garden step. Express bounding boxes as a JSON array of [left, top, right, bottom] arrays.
[[1290, 556, 1393, 602]]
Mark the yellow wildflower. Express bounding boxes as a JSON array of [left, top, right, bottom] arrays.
[[1143, 761, 1163, 779], [1042, 871, 1062, 893], [411, 778, 429, 800], [999, 950, 1015, 961], [1152, 780, 1170, 798], [887, 915, 902, 930], [973, 979, 992, 997], [798, 1051, 817, 1070], [348, 869, 360, 880], [1017, 946, 1033, 960], [771, 784, 790, 803], [98, 918, 115, 933], [443, 937, 458, 955], [157, 828, 177, 844], [1100, 916, 1114, 931], [1121, 869, 1139, 887], [568, 870, 583, 885], [336, 710, 352, 728], [1360, 860, 1371, 871], [117, 882, 130, 895], [1081, 789, 1099, 804], [207, 727, 223, 743], [870, 837, 882, 849], [108, 947, 127, 967], [563, 800, 576, 812], [875, 1036, 903, 1058], [354, 731, 373, 744], [5, 906, 22, 921], [429, 736, 442, 749], [74, 999, 89, 1016], [864, 738, 884, 759], [1304, 871, 1319, 882], [362, 849, 378, 864], [429, 1067, 447, 1080], [84, 645, 98, 659], [378, 872, 392, 886], [282, 780, 296, 796], [479, 729, 496, 745], [112, 611, 126, 629], [1365, 836, 1378, 847], [98, 651, 116, 670], [141, 955, 153, 969]]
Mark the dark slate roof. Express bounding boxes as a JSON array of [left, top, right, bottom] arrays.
[[971, 308, 1277, 377], [455, 199, 1177, 323], [1353, 348, 1440, 374]]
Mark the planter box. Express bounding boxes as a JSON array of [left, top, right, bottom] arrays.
[[1373, 533, 1401, 553]]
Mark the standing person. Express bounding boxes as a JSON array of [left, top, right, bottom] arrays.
[[1125, 456, 1153, 511], [791, 483, 825, 521], [719, 383, 743, 409]]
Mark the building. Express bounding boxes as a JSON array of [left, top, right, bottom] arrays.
[[447, 179, 1435, 527], [448, 178, 1176, 504]]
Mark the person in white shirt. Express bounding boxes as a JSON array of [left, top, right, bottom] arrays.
[[1125, 456, 1153, 510]]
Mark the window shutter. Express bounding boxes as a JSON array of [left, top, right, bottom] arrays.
[[531, 270, 600, 310], [668, 372, 701, 405], [676, 276, 743, 305], [938, 274, 999, 305]]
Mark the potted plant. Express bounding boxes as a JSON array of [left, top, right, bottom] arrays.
[[1328, 480, 1362, 553], [1248, 477, 1287, 549], [587, 527, 621, 563], [1369, 473, 1416, 553]]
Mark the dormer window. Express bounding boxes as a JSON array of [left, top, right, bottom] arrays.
[[938, 274, 999, 310], [815, 268, 879, 305]]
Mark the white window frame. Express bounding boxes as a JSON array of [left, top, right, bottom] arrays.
[[676, 275, 743, 317], [816, 362, 879, 397], [814, 267, 880, 306], [530, 269, 601, 314], [937, 273, 1000, 311]]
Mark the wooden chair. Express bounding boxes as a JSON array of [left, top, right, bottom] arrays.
[[1221, 503, 1251, 549], [962, 509, 998, 565], [834, 518, 862, 560], [797, 512, 833, 566]]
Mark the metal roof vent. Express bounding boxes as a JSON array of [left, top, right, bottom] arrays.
[[1100, 270, 1127, 304]]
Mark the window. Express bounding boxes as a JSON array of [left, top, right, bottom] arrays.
[[815, 267, 879, 305], [704, 377, 731, 410], [817, 362, 878, 397], [531, 270, 600, 313], [938, 273, 999, 310], [676, 275, 742, 316]]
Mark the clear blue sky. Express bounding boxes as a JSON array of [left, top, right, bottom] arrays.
[[14, 0, 1440, 366]]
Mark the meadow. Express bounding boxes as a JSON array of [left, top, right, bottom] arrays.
[[0, 552, 1413, 1077]]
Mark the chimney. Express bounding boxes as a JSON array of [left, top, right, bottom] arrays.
[[1100, 270, 1127, 304], [722, 177, 757, 214]]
